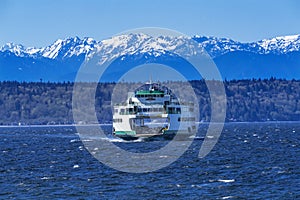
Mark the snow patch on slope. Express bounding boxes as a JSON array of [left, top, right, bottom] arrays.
[[1, 34, 300, 61]]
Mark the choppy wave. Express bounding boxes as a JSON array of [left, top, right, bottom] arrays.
[[0, 122, 299, 199]]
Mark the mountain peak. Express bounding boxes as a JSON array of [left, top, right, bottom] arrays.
[[257, 34, 300, 53], [1, 42, 26, 56], [274, 34, 300, 41], [1, 34, 300, 81], [1, 34, 300, 60], [40, 36, 98, 59]]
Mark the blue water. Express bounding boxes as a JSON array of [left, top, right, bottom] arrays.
[[0, 122, 299, 199]]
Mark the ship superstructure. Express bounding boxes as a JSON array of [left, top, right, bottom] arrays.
[[113, 82, 196, 139]]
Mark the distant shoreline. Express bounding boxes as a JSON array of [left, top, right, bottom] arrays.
[[1, 79, 300, 124], [0, 124, 111, 128], [0, 121, 299, 128]]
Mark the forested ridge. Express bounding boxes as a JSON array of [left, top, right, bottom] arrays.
[[0, 78, 299, 125]]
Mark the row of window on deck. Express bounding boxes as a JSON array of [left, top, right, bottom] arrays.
[[113, 116, 195, 123], [135, 94, 165, 98], [115, 107, 182, 115]]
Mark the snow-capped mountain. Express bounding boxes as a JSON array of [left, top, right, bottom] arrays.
[[1, 43, 38, 57], [1, 33, 300, 81], [1, 37, 98, 59], [41, 37, 98, 59], [193, 34, 300, 57], [91, 33, 210, 65], [257, 34, 300, 54], [1, 33, 206, 62], [2, 33, 300, 59]]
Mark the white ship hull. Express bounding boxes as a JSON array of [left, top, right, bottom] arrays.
[[112, 82, 196, 139]]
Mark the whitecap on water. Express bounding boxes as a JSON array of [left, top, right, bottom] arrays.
[[70, 139, 80, 143], [41, 177, 52, 180], [78, 146, 84, 150], [189, 136, 204, 140], [81, 139, 93, 142], [217, 179, 235, 183], [102, 137, 126, 143], [131, 138, 145, 142], [100, 136, 144, 143], [221, 196, 235, 199], [159, 155, 168, 158], [191, 183, 211, 188]]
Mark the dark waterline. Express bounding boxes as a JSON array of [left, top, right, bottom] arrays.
[[0, 122, 299, 199]]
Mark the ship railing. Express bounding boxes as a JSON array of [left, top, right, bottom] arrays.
[[136, 112, 166, 116], [114, 103, 128, 106]]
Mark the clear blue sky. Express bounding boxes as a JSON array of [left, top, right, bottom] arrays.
[[1, 0, 300, 47]]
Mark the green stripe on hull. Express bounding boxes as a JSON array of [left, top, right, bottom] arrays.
[[162, 130, 192, 135], [136, 90, 164, 95], [114, 131, 136, 136]]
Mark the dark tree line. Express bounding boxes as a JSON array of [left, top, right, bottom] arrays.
[[0, 78, 299, 125]]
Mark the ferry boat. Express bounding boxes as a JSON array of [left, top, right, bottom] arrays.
[[112, 82, 196, 140]]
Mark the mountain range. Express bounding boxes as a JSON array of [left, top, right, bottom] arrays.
[[1, 34, 300, 81]]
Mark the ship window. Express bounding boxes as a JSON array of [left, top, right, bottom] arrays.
[[167, 107, 173, 114], [114, 109, 118, 113], [178, 117, 195, 122], [120, 109, 125, 115], [143, 108, 147, 112], [128, 108, 134, 114], [169, 107, 176, 114], [113, 118, 122, 123], [125, 108, 134, 114], [167, 107, 181, 114]]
